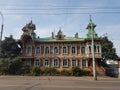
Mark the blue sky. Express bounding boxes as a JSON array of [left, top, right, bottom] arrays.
[[0, 0, 120, 57]]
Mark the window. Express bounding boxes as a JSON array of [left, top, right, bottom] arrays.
[[94, 46, 97, 53], [34, 59, 40, 66], [89, 46, 91, 54], [97, 46, 100, 53], [72, 59, 77, 67], [71, 46, 76, 54], [25, 60, 31, 66], [35, 46, 40, 54], [82, 59, 88, 68], [63, 46, 67, 54], [63, 59, 68, 67], [54, 46, 59, 54], [45, 46, 50, 54], [54, 59, 59, 67], [26, 46, 32, 56], [81, 46, 85, 54], [44, 59, 49, 67]]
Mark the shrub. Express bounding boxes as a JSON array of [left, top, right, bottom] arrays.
[[71, 66, 81, 76], [80, 68, 91, 76], [30, 66, 41, 76], [43, 67, 58, 76], [61, 69, 71, 76]]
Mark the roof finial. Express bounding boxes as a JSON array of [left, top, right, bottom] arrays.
[[89, 15, 92, 22], [59, 26, 61, 31]]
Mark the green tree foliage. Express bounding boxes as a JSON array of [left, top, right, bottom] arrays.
[[101, 36, 118, 60], [0, 58, 23, 75], [0, 35, 21, 58]]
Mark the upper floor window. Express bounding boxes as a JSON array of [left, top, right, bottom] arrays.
[[62, 46, 68, 54], [71, 46, 76, 54], [35, 46, 40, 54], [26, 46, 32, 55], [45, 46, 50, 54], [97, 46, 100, 53], [81, 46, 85, 54], [89, 46, 91, 54], [54, 46, 59, 54], [94, 46, 97, 53]]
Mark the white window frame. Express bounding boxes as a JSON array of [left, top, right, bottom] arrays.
[[26, 45, 32, 56], [44, 59, 50, 67], [34, 59, 40, 66], [82, 59, 88, 68], [44, 46, 50, 54], [71, 46, 77, 54], [62, 58, 68, 67], [62, 45, 68, 54], [54, 46, 59, 54], [53, 58, 59, 67], [72, 59, 77, 67], [35, 46, 41, 54], [81, 46, 85, 54]]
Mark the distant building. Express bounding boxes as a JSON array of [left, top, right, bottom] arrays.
[[118, 58, 120, 78], [18, 19, 104, 73]]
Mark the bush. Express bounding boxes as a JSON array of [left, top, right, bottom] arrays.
[[61, 69, 71, 76], [71, 66, 81, 76], [43, 67, 58, 76], [80, 68, 91, 76], [30, 66, 41, 76]]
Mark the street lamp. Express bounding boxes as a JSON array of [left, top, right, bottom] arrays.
[[90, 16, 97, 80], [0, 11, 4, 46]]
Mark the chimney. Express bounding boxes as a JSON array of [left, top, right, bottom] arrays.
[[75, 32, 78, 38], [52, 32, 54, 39]]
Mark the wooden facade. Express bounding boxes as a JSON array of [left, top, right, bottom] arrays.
[[18, 20, 104, 73]]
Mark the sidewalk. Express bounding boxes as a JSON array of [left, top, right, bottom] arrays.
[[0, 76, 120, 81]]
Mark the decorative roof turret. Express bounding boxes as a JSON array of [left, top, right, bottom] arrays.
[[21, 21, 36, 40], [55, 27, 65, 40], [86, 16, 98, 38], [22, 20, 36, 32]]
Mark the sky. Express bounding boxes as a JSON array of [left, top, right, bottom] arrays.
[[0, 0, 120, 57]]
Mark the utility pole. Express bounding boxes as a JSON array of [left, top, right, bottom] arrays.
[[90, 15, 97, 80], [0, 12, 4, 51]]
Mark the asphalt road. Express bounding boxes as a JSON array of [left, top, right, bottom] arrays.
[[0, 76, 120, 90]]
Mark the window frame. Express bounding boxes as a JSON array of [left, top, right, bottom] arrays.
[[34, 59, 40, 66], [26, 45, 32, 56], [53, 58, 59, 67], [44, 59, 50, 67], [62, 45, 68, 54], [35, 46, 41, 54], [62, 58, 68, 67], [54, 46, 59, 54]]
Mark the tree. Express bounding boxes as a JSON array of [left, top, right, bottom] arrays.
[[101, 36, 118, 60], [0, 35, 21, 58]]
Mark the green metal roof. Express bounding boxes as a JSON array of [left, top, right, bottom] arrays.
[[35, 36, 85, 42]]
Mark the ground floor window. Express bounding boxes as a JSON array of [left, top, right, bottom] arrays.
[[44, 59, 49, 67], [63, 59, 68, 67], [82, 59, 88, 68], [54, 59, 59, 67], [34, 59, 40, 66], [25, 60, 31, 66], [72, 59, 77, 67]]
